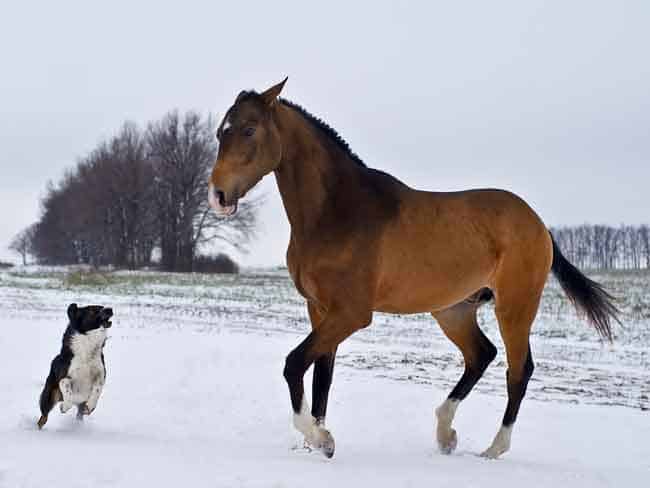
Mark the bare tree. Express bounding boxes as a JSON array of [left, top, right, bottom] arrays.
[[29, 112, 260, 270], [147, 110, 259, 271], [9, 224, 36, 265], [551, 224, 650, 270]]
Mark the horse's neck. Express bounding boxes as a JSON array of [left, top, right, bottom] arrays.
[[273, 106, 355, 240]]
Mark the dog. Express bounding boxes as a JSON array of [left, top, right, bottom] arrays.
[[38, 303, 113, 429]]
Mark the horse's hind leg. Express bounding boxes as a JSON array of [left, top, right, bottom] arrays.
[[481, 274, 545, 458], [432, 299, 497, 453]]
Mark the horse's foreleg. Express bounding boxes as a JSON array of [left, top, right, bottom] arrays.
[[433, 301, 497, 454], [312, 351, 336, 423], [307, 303, 337, 425], [284, 308, 370, 458]]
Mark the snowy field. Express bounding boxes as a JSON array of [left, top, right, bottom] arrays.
[[0, 267, 648, 487]]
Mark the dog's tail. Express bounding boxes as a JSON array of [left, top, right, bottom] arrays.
[[550, 233, 620, 341]]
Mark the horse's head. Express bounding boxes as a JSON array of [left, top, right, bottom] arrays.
[[209, 78, 287, 216]]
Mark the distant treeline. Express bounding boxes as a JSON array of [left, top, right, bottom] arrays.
[[13, 111, 259, 272], [550, 225, 650, 270]]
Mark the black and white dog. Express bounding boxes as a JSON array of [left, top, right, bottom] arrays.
[[38, 303, 113, 429]]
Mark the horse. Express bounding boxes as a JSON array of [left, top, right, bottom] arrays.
[[208, 79, 619, 459]]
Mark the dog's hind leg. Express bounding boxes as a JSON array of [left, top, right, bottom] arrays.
[[38, 378, 62, 429]]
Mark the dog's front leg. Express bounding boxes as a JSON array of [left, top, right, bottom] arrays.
[[59, 378, 74, 413], [85, 379, 104, 415]]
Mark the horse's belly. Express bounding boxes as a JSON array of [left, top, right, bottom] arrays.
[[374, 258, 493, 313]]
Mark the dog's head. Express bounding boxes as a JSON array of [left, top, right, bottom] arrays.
[[67, 303, 113, 333]]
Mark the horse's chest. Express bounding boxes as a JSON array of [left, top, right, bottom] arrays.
[[287, 255, 319, 302], [286, 239, 360, 304]]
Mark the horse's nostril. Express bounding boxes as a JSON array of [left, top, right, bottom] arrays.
[[211, 186, 226, 206], [217, 190, 226, 207]]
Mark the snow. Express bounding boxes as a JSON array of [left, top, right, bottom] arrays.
[[1, 268, 649, 487]]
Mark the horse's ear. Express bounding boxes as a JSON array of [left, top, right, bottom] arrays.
[[260, 77, 288, 106], [235, 90, 248, 103]]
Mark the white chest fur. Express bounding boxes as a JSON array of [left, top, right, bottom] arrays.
[[63, 329, 107, 405]]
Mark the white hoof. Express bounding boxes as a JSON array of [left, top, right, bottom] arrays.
[[293, 402, 336, 458], [481, 425, 512, 459], [437, 427, 458, 454], [307, 426, 335, 458], [435, 399, 459, 454], [480, 446, 504, 459]]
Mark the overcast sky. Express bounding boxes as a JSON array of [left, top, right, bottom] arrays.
[[1, 1, 648, 266]]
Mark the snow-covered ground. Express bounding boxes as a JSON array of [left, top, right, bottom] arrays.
[[0, 267, 648, 487]]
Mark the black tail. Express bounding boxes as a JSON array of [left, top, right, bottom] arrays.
[[550, 234, 620, 341]]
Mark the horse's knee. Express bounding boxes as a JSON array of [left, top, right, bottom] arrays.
[[283, 354, 296, 384], [283, 348, 307, 385]]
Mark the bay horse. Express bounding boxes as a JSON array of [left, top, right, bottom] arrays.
[[208, 79, 619, 459]]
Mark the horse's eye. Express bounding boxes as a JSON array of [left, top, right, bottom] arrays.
[[243, 127, 255, 137]]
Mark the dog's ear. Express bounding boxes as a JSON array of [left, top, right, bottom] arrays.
[[67, 303, 78, 322]]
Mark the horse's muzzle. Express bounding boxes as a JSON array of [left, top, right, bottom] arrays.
[[208, 184, 238, 217]]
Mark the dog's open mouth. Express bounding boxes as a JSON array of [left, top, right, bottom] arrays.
[[101, 308, 113, 328]]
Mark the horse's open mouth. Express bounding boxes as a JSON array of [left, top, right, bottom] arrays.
[[208, 185, 239, 217], [212, 199, 238, 217], [220, 201, 238, 216]]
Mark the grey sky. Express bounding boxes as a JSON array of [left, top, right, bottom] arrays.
[[1, 1, 648, 266]]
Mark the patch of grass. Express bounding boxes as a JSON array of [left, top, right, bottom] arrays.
[[64, 270, 118, 287]]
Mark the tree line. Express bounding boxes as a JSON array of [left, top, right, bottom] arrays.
[[550, 224, 650, 270], [11, 111, 259, 272]]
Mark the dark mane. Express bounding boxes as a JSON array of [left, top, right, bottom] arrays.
[[233, 90, 365, 167], [279, 98, 366, 167]]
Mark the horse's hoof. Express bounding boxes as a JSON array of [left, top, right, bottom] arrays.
[[319, 430, 335, 458], [479, 446, 504, 459], [37, 415, 47, 430], [480, 426, 511, 459], [438, 428, 457, 454], [309, 427, 335, 458]]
